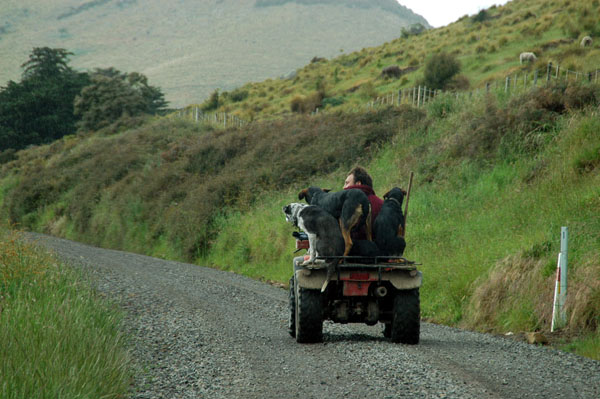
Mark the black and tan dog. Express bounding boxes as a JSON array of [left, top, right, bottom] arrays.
[[283, 202, 345, 263], [298, 186, 372, 257], [374, 187, 406, 257]]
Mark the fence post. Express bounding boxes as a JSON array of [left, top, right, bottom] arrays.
[[417, 86, 422, 107], [399, 89, 402, 105], [505, 76, 510, 93], [412, 87, 416, 106], [556, 64, 560, 79], [547, 62, 552, 82], [551, 227, 569, 332], [534, 70, 538, 86]]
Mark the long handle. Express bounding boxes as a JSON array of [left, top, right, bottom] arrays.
[[402, 171, 414, 237]]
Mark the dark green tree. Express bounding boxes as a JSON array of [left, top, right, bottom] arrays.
[[0, 47, 90, 151], [74, 68, 168, 131], [422, 52, 461, 90]]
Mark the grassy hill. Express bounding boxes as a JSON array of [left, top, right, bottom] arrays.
[[0, 0, 427, 107], [193, 0, 600, 121], [1, 0, 599, 358]]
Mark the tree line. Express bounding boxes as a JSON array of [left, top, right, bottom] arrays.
[[0, 47, 168, 156]]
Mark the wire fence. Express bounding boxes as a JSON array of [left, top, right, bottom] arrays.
[[174, 106, 248, 128], [363, 62, 600, 109], [174, 62, 600, 125]]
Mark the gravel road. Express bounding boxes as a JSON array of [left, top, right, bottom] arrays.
[[28, 233, 600, 399]]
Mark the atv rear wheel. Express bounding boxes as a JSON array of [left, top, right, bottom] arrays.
[[294, 279, 323, 343], [390, 288, 420, 344]]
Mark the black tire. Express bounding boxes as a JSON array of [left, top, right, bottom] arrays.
[[390, 288, 420, 344], [288, 276, 296, 337], [295, 279, 323, 343]]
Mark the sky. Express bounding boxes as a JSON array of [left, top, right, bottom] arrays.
[[397, 0, 511, 28]]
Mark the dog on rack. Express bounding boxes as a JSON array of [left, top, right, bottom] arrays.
[[374, 187, 407, 257], [298, 186, 372, 257], [283, 203, 345, 264]]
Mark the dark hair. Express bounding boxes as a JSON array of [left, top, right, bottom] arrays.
[[349, 166, 373, 187]]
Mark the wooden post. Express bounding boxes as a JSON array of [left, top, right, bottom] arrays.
[[412, 87, 416, 106], [505, 76, 510, 93], [417, 86, 422, 107], [534, 70, 538, 86], [556, 64, 560, 79], [402, 171, 414, 238], [547, 62, 552, 82]]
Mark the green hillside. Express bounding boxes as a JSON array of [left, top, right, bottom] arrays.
[[0, 0, 427, 107], [193, 0, 600, 121], [1, 0, 599, 358]]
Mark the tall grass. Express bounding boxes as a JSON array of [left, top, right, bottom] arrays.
[[0, 229, 131, 398]]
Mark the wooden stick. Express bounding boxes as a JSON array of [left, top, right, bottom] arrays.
[[402, 171, 414, 238]]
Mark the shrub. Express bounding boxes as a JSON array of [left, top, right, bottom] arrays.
[[472, 9, 489, 23], [322, 96, 345, 108], [290, 91, 323, 113], [230, 89, 249, 103], [423, 52, 461, 90], [202, 90, 220, 111]]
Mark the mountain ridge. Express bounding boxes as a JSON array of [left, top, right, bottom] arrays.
[[0, 0, 428, 107]]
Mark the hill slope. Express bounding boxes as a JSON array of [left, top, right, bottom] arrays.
[[0, 0, 428, 107], [1, 0, 599, 358]]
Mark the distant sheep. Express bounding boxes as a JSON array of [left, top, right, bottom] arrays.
[[581, 36, 593, 48], [519, 52, 537, 64]]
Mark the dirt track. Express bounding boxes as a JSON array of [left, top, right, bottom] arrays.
[[29, 233, 600, 399]]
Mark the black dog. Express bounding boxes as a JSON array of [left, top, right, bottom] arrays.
[[298, 187, 372, 257], [374, 187, 406, 257]]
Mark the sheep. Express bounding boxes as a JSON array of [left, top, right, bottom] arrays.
[[581, 36, 593, 48], [519, 52, 537, 64]]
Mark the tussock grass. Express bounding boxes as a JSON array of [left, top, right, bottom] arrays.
[[0, 229, 131, 398]]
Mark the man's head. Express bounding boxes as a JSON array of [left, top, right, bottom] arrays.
[[344, 166, 373, 188]]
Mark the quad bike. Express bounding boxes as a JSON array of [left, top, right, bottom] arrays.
[[289, 232, 422, 344]]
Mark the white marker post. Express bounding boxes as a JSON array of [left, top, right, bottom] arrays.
[[551, 227, 568, 332]]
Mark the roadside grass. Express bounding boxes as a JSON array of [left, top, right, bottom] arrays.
[[0, 229, 131, 398], [561, 331, 600, 361]]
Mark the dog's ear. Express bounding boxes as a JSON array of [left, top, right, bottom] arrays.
[[283, 205, 290, 214], [298, 189, 308, 201], [323, 188, 331, 193], [383, 189, 391, 200]]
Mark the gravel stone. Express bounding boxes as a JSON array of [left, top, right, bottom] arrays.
[[29, 234, 600, 399]]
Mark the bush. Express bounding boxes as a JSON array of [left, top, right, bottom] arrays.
[[290, 92, 323, 113], [202, 89, 220, 111], [322, 96, 345, 108], [230, 89, 249, 103], [423, 52, 461, 90]]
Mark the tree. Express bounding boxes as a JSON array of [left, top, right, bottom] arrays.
[[74, 68, 168, 131], [0, 47, 90, 151], [422, 52, 461, 91]]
